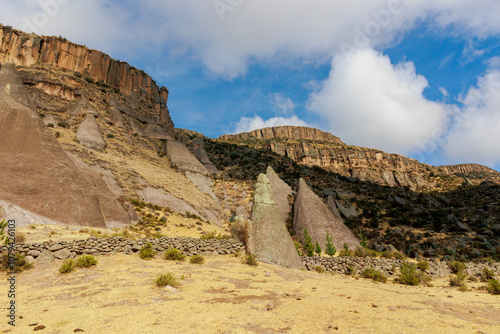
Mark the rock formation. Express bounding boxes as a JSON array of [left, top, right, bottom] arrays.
[[247, 174, 304, 269], [265, 166, 293, 224], [0, 62, 130, 228], [163, 139, 209, 175], [76, 114, 104, 151], [293, 179, 359, 250], [440, 164, 497, 175], [220, 125, 345, 144], [192, 137, 219, 175], [0, 24, 174, 136]]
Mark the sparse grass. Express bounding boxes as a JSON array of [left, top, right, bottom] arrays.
[[200, 230, 231, 240], [139, 243, 156, 260], [75, 255, 98, 268], [1, 253, 33, 273], [458, 285, 470, 292], [16, 232, 26, 243], [397, 263, 432, 286], [59, 259, 75, 274], [190, 255, 205, 264], [361, 267, 388, 283], [487, 279, 500, 294], [314, 265, 326, 274], [244, 254, 258, 266], [155, 273, 179, 288], [164, 248, 186, 261]]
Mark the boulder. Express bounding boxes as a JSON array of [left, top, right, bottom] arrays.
[[76, 114, 104, 151], [163, 139, 209, 175], [266, 166, 293, 225], [192, 137, 219, 175], [0, 63, 130, 228], [247, 174, 303, 269], [293, 179, 359, 250]]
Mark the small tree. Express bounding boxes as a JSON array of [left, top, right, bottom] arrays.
[[359, 228, 368, 248], [303, 228, 314, 257], [315, 242, 322, 256], [343, 243, 349, 252], [325, 231, 337, 257]]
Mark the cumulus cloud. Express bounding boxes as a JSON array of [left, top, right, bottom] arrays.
[[443, 65, 500, 165], [233, 115, 311, 134], [307, 49, 450, 154]]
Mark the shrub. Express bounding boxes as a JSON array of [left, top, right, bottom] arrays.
[[361, 267, 388, 283], [16, 232, 26, 243], [155, 273, 179, 288], [230, 220, 248, 245], [324, 231, 337, 257], [75, 255, 97, 268], [417, 261, 430, 271], [448, 261, 466, 274], [139, 243, 156, 260], [449, 273, 467, 287], [303, 228, 314, 257], [398, 263, 431, 286], [59, 259, 75, 274], [84, 76, 95, 84], [190, 255, 205, 264], [57, 122, 68, 128], [244, 254, 258, 266], [106, 134, 115, 139], [315, 242, 322, 256], [315, 265, 326, 274], [200, 231, 230, 240], [1, 253, 33, 273], [481, 268, 495, 282], [164, 248, 186, 261], [47, 123, 54, 128], [487, 279, 500, 294]]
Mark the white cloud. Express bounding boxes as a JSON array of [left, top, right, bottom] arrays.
[[439, 87, 450, 97], [233, 115, 311, 134], [307, 49, 450, 154], [443, 66, 500, 165], [270, 93, 295, 115]]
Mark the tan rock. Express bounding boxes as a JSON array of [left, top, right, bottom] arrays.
[[266, 166, 292, 224], [76, 114, 104, 151], [293, 179, 359, 250], [248, 174, 303, 269]]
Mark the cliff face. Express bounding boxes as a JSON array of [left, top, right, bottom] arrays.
[[440, 164, 497, 175], [220, 126, 345, 144], [0, 24, 173, 135]]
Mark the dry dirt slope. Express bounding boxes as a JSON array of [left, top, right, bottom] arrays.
[[1, 252, 499, 334]]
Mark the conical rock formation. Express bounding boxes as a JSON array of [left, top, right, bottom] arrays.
[[248, 174, 304, 269], [266, 166, 293, 224], [0, 62, 130, 228], [293, 178, 359, 250]]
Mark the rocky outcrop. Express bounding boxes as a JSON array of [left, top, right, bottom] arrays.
[[192, 137, 219, 175], [248, 174, 304, 269], [440, 164, 498, 175], [163, 140, 209, 175], [266, 166, 293, 224], [76, 114, 104, 151], [293, 179, 359, 250], [0, 62, 130, 228], [0, 24, 174, 135], [220, 125, 345, 144]]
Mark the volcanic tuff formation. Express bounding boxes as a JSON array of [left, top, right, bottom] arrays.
[[0, 63, 130, 228], [293, 178, 360, 250], [219, 126, 345, 144], [248, 174, 304, 269], [0, 24, 174, 136], [265, 166, 293, 225]]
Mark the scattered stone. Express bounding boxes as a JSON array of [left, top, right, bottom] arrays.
[[33, 325, 46, 331]]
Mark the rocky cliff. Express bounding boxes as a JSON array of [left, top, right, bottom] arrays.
[[220, 126, 345, 144], [440, 164, 497, 175], [0, 24, 173, 135]]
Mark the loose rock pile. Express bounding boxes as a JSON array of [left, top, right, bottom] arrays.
[[3, 236, 245, 263], [302, 256, 500, 278]]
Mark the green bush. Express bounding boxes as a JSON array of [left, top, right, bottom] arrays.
[[75, 255, 97, 268], [487, 279, 500, 294], [139, 243, 156, 260], [481, 268, 495, 282], [244, 254, 258, 266], [190, 255, 205, 264], [448, 261, 466, 274], [324, 231, 336, 257], [398, 263, 431, 286], [303, 228, 314, 257], [155, 273, 179, 288], [315, 242, 322, 256], [163, 248, 186, 261], [59, 259, 75, 274], [361, 267, 388, 283], [1, 253, 33, 273], [449, 273, 467, 287], [417, 261, 430, 271], [47, 123, 54, 128]]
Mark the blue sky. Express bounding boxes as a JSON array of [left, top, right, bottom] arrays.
[[1, 0, 499, 171]]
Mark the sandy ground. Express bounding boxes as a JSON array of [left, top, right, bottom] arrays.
[[1, 248, 499, 334]]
